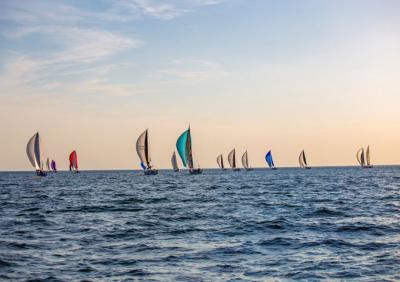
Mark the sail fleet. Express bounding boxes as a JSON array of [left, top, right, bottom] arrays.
[[25, 130, 375, 176]]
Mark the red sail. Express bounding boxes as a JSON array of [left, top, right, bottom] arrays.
[[69, 150, 78, 170]]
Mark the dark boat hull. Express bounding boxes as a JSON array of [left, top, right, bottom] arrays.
[[189, 168, 202, 175], [144, 169, 158, 175]]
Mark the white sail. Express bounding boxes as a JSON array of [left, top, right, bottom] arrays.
[[242, 151, 249, 169], [299, 150, 308, 168], [366, 146, 371, 166], [228, 148, 236, 168], [299, 151, 304, 168], [136, 130, 150, 168], [356, 148, 364, 166], [171, 151, 179, 171], [217, 154, 224, 169], [26, 132, 41, 170]]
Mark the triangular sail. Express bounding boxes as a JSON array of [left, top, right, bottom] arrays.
[[217, 154, 224, 169], [356, 148, 364, 166], [26, 132, 41, 170], [228, 148, 236, 168], [299, 150, 308, 168], [136, 130, 151, 169], [366, 146, 371, 166], [242, 151, 249, 169], [171, 151, 179, 171], [265, 150, 274, 168], [46, 157, 50, 171]]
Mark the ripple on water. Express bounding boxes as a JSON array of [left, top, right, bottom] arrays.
[[0, 167, 399, 280]]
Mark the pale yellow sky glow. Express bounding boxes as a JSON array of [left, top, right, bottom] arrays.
[[1, 0, 400, 170]]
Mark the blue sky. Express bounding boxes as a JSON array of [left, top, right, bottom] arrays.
[[1, 0, 400, 170]]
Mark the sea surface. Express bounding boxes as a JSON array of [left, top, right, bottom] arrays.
[[1, 167, 400, 281]]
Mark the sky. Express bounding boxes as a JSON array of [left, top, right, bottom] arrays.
[[1, 0, 400, 171]]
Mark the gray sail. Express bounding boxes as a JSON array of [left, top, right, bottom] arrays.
[[366, 146, 371, 167], [228, 148, 236, 169], [241, 151, 249, 169], [171, 151, 179, 171], [217, 154, 224, 169], [26, 132, 41, 170]]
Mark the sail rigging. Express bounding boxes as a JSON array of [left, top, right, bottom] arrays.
[[265, 150, 275, 168], [228, 149, 236, 169]]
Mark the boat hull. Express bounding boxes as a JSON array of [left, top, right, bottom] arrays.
[[189, 168, 202, 175], [144, 169, 158, 175], [36, 170, 47, 177]]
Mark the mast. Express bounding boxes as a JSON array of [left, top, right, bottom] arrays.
[[185, 127, 194, 169]]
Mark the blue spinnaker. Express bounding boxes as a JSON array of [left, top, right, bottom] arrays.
[[265, 150, 274, 168], [176, 130, 188, 167]]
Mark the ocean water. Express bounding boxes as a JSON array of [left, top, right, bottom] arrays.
[[1, 167, 400, 281]]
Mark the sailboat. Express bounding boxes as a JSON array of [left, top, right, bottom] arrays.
[[357, 146, 373, 168], [50, 160, 57, 172], [136, 129, 158, 175], [217, 154, 226, 170], [265, 150, 277, 170], [299, 150, 311, 169], [69, 150, 79, 173], [228, 148, 240, 171], [171, 151, 179, 172], [176, 126, 202, 174], [241, 150, 253, 171], [26, 132, 46, 176], [46, 157, 50, 172]]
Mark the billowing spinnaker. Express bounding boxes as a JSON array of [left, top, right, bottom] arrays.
[[176, 130, 189, 167], [69, 151, 78, 170], [26, 132, 41, 170], [265, 150, 274, 168]]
